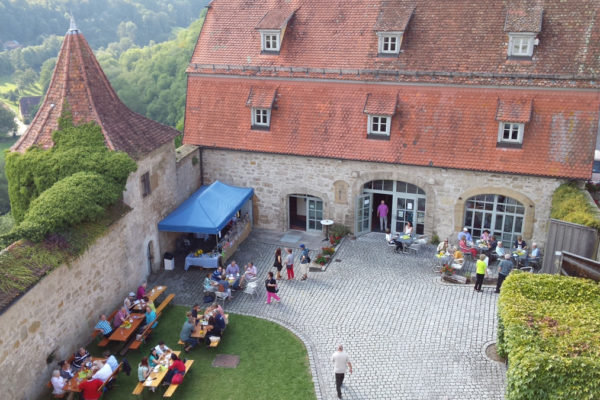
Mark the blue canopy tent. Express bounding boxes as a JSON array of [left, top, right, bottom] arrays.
[[158, 181, 254, 234]]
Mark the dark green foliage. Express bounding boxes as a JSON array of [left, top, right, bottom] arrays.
[[497, 272, 600, 399], [551, 183, 600, 229], [4, 112, 136, 241], [0, 106, 17, 136]]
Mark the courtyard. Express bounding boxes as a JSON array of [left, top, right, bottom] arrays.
[[152, 231, 507, 399]]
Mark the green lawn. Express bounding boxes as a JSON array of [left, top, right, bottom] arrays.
[[85, 305, 315, 400], [0, 74, 43, 113]]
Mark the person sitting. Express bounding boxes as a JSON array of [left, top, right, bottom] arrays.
[[72, 347, 91, 371], [217, 278, 232, 300], [385, 229, 398, 245], [495, 242, 506, 258], [458, 227, 473, 243], [136, 282, 147, 300], [403, 221, 413, 235], [51, 369, 66, 396], [239, 262, 258, 287], [148, 349, 160, 368], [154, 341, 170, 356], [180, 316, 198, 352], [204, 272, 218, 292], [204, 310, 225, 346], [103, 351, 118, 372], [190, 304, 202, 323], [459, 238, 477, 258], [58, 360, 74, 380], [436, 238, 450, 254], [514, 236, 527, 250], [525, 243, 541, 267], [489, 236, 498, 252], [94, 314, 113, 338], [124, 292, 136, 311], [113, 306, 130, 328], [138, 357, 150, 383], [78, 374, 103, 400], [211, 266, 224, 281], [139, 305, 157, 332], [92, 360, 112, 383], [163, 353, 185, 385], [480, 230, 491, 245], [143, 296, 156, 313], [225, 260, 240, 276]]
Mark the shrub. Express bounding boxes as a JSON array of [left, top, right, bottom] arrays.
[[330, 223, 351, 238], [551, 184, 600, 230], [321, 247, 335, 256], [431, 233, 440, 245], [497, 272, 600, 399]]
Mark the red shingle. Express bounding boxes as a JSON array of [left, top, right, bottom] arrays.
[[374, 0, 415, 32], [256, 8, 296, 30], [183, 77, 598, 179], [246, 86, 278, 108], [12, 29, 179, 159], [363, 93, 398, 115], [504, 4, 543, 33], [495, 98, 533, 123]]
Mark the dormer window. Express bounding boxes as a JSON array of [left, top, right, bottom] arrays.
[[508, 33, 535, 57], [246, 86, 277, 130], [363, 93, 398, 140], [261, 31, 280, 52], [252, 108, 271, 128], [377, 32, 402, 55], [256, 8, 296, 54], [495, 98, 532, 148]]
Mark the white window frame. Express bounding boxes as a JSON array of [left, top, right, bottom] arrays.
[[377, 32, 403, 54], [260, 30, 281, 52], [368, 115, 391, 136], [252, 108, 271, 128], [508, 33, 535, 57], [497, 122, 524, 144]]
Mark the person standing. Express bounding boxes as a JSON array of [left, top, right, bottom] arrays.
[[474, 253, 487, 292], [376, 200, 388, 232], [331, 345, 353, 399], [265, 271, 281, 304], [273, 248, 283, 280], [284, 248, 294, 280], [495, 254, 514, 293], [299, 244, 310, 281]]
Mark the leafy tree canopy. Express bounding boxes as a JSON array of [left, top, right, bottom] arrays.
[[0, 107, 16, 136], [4, 109, 137, 242]]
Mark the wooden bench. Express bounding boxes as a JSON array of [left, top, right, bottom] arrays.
[[93, 308, 120, 347], [155, 293, 175, 315], [163, 359, 194, 398], [129, 312, 161, 350], [98, 362, 123, 393], [132, 381, 145, 395]]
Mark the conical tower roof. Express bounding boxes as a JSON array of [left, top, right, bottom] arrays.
[[12, 20, 179, 159]]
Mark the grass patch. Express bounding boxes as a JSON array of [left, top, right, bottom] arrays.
[[84, 305, 315, 400], [0, 202, 130, 309], [0, 75, 43, 112]]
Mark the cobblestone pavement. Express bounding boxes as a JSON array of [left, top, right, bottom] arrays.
[[151, 232, 506, 399]]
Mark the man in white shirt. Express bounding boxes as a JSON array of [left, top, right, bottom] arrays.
[[92, 361, 113, 382], [331, 345, 353, 399], [103, 351, 118, 372], [154, 341, 170, 356], [495, 242, 506, 258]]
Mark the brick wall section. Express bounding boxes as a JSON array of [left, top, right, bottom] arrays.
[[201, 148, 564, 245]]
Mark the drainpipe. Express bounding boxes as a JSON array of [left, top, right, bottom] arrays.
[[199, 147, 204, 186]]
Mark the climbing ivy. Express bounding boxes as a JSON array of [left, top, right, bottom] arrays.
[[4, 110, 136, 242]]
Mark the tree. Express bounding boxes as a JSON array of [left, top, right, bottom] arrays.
[[0, 107, 17, 137]]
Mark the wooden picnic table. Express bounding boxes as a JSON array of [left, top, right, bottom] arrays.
[[191, 322, 207, 339], [108, 313, 145, 342], [143, 351, 181, 389], [132, 285, 167, 312], [62, 357, 106, 393]]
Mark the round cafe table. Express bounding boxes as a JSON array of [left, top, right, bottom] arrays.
[[320, 219, 334, 242]]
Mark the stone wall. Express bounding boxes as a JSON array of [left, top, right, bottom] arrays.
[[0, 141, 203, 400], [201, 149, 565, 245]]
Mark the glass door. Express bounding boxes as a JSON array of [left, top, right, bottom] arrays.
[[395, 196, 415, 233], [307, 197, 323, 231], [355, 193, 372, 236]]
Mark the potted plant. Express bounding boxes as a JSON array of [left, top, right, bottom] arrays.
[[440, 264, 454, 276]]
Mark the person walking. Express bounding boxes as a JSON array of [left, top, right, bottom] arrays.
[[331, 344, 353, 399], [495, 253, 515, 293], [376, 200, 388, 232], [474, 253, 487, 292], [273, 247, 283, 280], [265, 271, 280, 304], [284, 248, 294, 280], [299, 244, 310, 281]]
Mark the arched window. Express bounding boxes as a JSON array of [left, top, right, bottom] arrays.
[[464, 194, 525, 246]]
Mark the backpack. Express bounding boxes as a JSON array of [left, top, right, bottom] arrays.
[[171, 373, 184, 385]]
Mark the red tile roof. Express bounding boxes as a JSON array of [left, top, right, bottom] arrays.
[[374, 1, 415, 32], [246, 86, 278, 108], [504, 4, 544, 33], [184, 76, 599, 179], [13, 28, 179, 159], [495, 98, 533, 123], [190, 0, 600, 86], [256, 8, 296, 30], [363, 93, 398, 116]]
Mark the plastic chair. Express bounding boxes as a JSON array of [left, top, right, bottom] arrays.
[[243, 282, 259, 299]]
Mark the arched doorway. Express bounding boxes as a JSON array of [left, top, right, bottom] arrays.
[[463, 194, 525, 246], [289, 194, 323, 231], [359, 180, 426, 235]]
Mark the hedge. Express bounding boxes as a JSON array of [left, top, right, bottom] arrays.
[[497, 272, 600, 399], [551, 184, 600, 230]]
